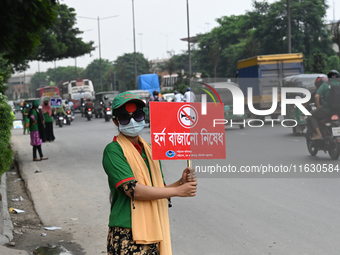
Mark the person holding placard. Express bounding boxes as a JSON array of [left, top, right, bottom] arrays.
[[102, 91, 197, 255]]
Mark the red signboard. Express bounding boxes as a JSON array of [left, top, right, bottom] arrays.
[[150, 102, 226, 160]]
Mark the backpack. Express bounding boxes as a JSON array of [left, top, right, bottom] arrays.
[[328, 81, 340, 112]]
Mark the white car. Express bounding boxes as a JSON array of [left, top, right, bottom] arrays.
[[162, 93, 184, 102]]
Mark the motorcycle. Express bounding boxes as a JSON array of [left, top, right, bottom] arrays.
[[306, 112, 340, 160], [86, 108, 93, 121], [65, 109, 72, 125], [104, 107, 112, 122], [56, 112, 65, 128]]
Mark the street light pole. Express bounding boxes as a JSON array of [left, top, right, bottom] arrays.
[[78, 15, 118, 91], [97, 16, 103, 91], [287, 0, 291, 53], [138, 33, 143, 53], [186, 0, 191, 78], [160, 33, 172, 53], [132, 0, 138, 86]]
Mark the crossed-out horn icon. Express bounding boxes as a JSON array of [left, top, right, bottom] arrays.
[[181, 113, 195, 120]]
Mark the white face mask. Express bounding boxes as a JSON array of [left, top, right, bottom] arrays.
[[119, 118, 145, 137]]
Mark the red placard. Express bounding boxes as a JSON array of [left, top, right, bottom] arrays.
[[150, 102, 226, 160]]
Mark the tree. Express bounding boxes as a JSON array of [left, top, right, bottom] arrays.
[[81, 59, 113, 92], [104, 66, 117, 91], [194, 0, 337, 77], [46, 66, 84, 86], [29, 4, 95, 62], [0, 56, 12, 94], [30, 72, 49, 94], [247, 0, 335, 68], [114, 53, 149, 91], [0, 0, 58, 71], [310, 50, 327, 74], [162, 51, 176, 77]]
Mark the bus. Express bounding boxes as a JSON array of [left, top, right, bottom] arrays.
[[36, 86, 60, 98], [61, 79, 95, 110]]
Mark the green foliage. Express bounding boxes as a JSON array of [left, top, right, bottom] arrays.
[[326, 55, 340, 71], [173, 72, 190, 94], [29, 4, 95, 62], [103, 66, 116, 91], [0, 139, 12, 178], [0, 0, 58, 71], [194, 0, 336, 77], [30, 72, 49, 93], [0, 55, 13, 94], [114, 53, 150, 92], [310, 50, 327, 74], [0, 94, 13, 177], [81, 59, 113, 92], [161, 51, 176, 76], [46, 66, 84, 86], [30, 66, 85, 95]]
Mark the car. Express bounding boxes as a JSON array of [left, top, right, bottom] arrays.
[[162, 93, 175, 102]]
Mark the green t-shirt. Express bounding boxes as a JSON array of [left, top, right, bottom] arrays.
[[29, 110, 39, 131], [44, 112, 53, 122], [102, 138, 165, 228], [317, 79, 340, 111]]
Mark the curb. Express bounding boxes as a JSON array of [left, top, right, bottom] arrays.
[[0, 171, 14, 245]]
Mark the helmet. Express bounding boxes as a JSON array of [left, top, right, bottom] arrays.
[[153, 90, 159, 96], [104, 96, 109, 100], [174, 90, 178, 94], [65, 100, 68, 104], [327, 70, 339, 78], [187, 87, 191, 91], [314, 75, 328, 89], [86, 98, 90, 101]]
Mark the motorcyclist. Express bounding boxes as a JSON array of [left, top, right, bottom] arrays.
[[67, 100, 74, 117], [307, 70, 339, 140], [149, 90, 163, 102], [55, 103, 67, 125], [174, 90, 184, 102], [84, 98, 93, 117], [55, 103, 67, 115], [306, 75, 328, 108], [102, 96, 111, 108], [184, 87, 196, 102], [84, 98, 93, 110], [64, 100, 72, 116]]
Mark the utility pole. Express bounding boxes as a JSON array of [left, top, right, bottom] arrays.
[[187, 0, 191, 78], [287, 0, 291, 53], [132, 0, 138, 86], [78, 15, 118, 91]]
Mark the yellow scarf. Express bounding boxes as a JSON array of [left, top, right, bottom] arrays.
[[117, 134, 172, 255]]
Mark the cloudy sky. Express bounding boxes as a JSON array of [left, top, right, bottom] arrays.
[[24, 0, 339, 74]]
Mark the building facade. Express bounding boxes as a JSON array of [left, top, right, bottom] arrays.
[[5, 73, 34, 100]]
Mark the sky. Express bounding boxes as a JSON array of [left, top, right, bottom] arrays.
[[23, 0, 340, 75]]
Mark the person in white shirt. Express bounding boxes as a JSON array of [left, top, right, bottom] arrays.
[[174, 91, 184, 102], [183, 87, 195, 102]]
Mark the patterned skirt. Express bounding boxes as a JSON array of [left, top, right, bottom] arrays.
[[107, 227, 159, 255], [30, 131, 42, 146]]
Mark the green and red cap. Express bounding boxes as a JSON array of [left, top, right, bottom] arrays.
[[112, 91, 145, 117]]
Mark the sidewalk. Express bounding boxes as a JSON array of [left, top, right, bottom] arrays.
[[0, 159, 29, 254]]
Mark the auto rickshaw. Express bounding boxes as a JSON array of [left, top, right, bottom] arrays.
[[224, 105, 247, 129], [282, 73, 327, 134]]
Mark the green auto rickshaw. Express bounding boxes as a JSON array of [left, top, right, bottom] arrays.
[[224, 105, 247, 129], [282, 73, 327, 134]]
